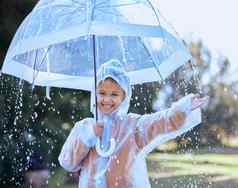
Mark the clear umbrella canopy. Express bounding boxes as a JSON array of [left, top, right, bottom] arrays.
[[2, 0, 191, 91]]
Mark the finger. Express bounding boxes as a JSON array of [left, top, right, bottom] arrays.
[[191, 96, 209, 110], [73, 139, 81, 154], [96, 122, 104, 127], [170, 112, 184, 130], [192, 94, 200, 100], [73, 138, 79, 148], [175, 112, 185, 127], [97, 125, 104, 131], [174, 112, 185, 125]]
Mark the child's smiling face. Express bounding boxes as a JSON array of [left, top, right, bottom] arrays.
[[97, 78, 125, 114]]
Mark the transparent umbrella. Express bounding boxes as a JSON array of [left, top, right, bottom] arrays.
[[1, 0, 191, 156]]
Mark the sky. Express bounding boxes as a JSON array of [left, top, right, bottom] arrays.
[[156, 0, 238, 81]]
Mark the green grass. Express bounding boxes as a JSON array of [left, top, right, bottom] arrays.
[[148, 153, 238, 166], [49, 152, 238, 188], [147, 152, 238, 188]]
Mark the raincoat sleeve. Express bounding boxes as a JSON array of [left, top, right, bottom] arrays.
[[58, 118, 97, 172], [135, 94, 194, 149]]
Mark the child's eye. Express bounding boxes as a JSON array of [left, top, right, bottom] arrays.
[[98, 91, 106, 96], [111, 93, 119, 97]]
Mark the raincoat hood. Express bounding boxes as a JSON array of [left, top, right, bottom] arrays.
[[92, 59, 132, 119]]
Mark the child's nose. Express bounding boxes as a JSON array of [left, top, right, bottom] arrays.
[[103, 95, 112, 102]]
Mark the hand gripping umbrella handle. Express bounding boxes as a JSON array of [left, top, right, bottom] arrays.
[[95, 138, 116, 157]]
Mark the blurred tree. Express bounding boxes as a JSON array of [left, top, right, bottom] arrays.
[[187, 39, 238, 148], [0, 73, 91, 187], [158, 38, 238, 151]]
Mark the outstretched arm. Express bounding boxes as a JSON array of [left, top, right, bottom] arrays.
[[58, 119, 97, 172], [135, 94, 208, 149]]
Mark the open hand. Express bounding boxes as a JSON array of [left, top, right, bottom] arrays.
[[191, 95, 209, 111]]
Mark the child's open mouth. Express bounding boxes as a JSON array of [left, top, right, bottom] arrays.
[[102, 104, 113, 110]]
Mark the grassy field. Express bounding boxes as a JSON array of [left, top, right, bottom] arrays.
[[148, 152, 238, 188], [49, 152, 238, 188]]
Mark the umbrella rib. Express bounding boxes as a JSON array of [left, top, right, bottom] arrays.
[[154, 8, 184, 44], [96, 9, 124, 17], [144, 0, 169, 58], [32, 47, 51, 85], [145, 0, 180, 48], [139, 37, 164, 82], [94, 1, 108, 7], [95, 0, 142, 8], [55, 7, 85, 17], [32, 50, 39, 86], [37, 1, 86, 10], [37, 4, 82, 10], [97, 2, 141, 9], [71, 0, 85, 6]]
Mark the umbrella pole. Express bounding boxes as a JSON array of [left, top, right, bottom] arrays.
[[92, 35, 116, 157], [92, 34, 98, 121]]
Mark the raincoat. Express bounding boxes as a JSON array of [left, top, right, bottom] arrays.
[[58, 59, 197, 188]]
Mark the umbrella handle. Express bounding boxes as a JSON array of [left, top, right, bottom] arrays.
[[95, 138, 116, 157]]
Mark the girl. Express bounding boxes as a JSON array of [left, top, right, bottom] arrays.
[[58, 59, 207, 188]]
